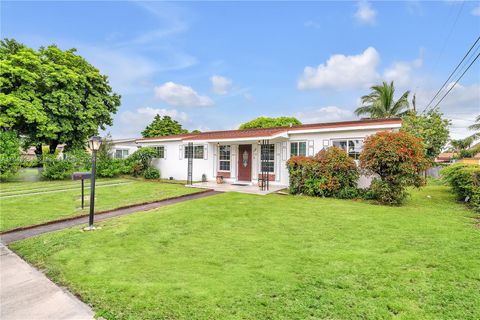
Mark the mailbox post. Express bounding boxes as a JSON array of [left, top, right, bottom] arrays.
[[72, 172, 92, 209]]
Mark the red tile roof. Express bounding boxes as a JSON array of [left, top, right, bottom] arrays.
[[137, 118, 402, 142]]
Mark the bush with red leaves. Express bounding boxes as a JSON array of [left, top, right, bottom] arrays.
[[360, 131, 427, 205]]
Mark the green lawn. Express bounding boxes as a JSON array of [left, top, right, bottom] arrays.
[[10, 186, 480, 319], [0, 178, 200, 232]]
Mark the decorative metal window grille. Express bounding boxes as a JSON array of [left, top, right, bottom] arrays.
[[219, 145, 231, 171], [332, 139, 364, 159], [260, 140, 271, 191], [290, 141, 307, 157], [184, 145, 204, 159], [260, 144, 275, 173], [187, 142, 193, 185]]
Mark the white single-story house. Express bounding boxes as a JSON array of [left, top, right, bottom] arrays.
[[135, 118, 402, 188]]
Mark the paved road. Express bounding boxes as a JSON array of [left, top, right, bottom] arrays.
[[0, 244, 94, 320], [0, 189, 221, 319]]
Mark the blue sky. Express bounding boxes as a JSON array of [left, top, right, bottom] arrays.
[[2, 1, 479, 139]]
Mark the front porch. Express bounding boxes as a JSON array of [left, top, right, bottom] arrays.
[[188, 181, 287, 195]]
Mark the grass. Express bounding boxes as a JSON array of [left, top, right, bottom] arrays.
[[10, 185, 480, 319], [0, 178, 200, 232]]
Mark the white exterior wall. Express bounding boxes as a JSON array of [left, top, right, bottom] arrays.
[[110, 141, 139, 159], [284, 128, 393, 188], [145, 141, 213, 181]]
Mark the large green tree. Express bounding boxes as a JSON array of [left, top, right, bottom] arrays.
[[141, 115, 188, 138], [0, 39, 121, 156], [354, 81, 410, 118], [401, 109, 450, 163], [239, 116, 301, 129]]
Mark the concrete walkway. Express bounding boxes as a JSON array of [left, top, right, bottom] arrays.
[[0, 244, 94, 320], [0, 189, 221, 319]]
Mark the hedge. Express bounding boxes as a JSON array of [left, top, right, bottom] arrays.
[[287, 147, 359, 198], [441, 163, 480, 211]]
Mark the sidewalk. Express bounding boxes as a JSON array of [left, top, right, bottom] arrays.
[[0, 244, 94, 320]]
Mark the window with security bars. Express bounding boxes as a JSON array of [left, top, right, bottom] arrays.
[[332, 139, 363, 159], [184, 145, 204, 159], [290, 141, 307, 157], [219, 145, 231, 171], [260, 144, 275, 172], [153, 146, 164, 158]]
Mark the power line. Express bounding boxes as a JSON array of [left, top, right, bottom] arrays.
[[422, 35, 480, 113], [431, 51, 480, 110], [433, 1, 465, 68]]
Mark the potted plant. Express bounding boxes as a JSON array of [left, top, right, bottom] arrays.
[[258, 178, 264, 188], [216, 175, 224, 184]]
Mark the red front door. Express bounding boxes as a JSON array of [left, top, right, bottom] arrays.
[[238, 144, 252, 181]]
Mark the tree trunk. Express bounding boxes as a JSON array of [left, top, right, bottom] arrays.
[[34, 144, 43, 173], [49, 141, 59, 154]]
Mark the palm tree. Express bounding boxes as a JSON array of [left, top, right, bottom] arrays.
[[354, 81, 411, 118], [468, 114, 480, 139]]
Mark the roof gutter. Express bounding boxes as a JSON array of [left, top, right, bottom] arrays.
[[183, 132, 289, 143]]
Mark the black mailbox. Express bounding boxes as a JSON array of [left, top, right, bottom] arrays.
[[72, 172, 92, 180]]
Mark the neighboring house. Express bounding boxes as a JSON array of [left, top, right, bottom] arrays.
[[136, 118, 402, 187], [435, 152, 456, 164], [109, 138, 139, 159], [21, 145, 65, 160]]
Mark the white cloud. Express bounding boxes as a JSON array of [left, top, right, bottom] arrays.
[[298, 47, 380, 90], [210, 75, 233, 95], [295, 106, 354, 124], [472, 5, 480, 16], [415, 83, 480, 139], [383, 55, 423, 87], [113, 107, 189, 138], [354, 1, 377, 25], [154, 82, 214, 107]]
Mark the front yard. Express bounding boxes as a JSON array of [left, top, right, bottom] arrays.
[[0, 177, 201, 232], [10, 185, 480, 319]]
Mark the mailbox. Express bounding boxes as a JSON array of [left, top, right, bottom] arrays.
[[72, 172, 92, 180]]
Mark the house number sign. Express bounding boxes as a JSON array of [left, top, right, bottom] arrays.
[[242, 150, 249, 167]]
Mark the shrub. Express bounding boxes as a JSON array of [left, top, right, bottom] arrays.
[[20, 158, 40, 168], [42, 155, 73, 180], [143, 167, 160, 179], [66, 149, 91, 171], [441, 163, 480, 211], [0, 131, 21, 181], [359, 131, 427, 205], [96, 158, 132, 178], [287, 147, 359, 198], [127, 147, 158, 177]]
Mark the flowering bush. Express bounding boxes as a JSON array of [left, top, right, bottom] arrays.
[[359, 131, 427, 205], [287, 147, 359, 198], [441, 163, 480, 211], [127, 147, 158, 177]]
